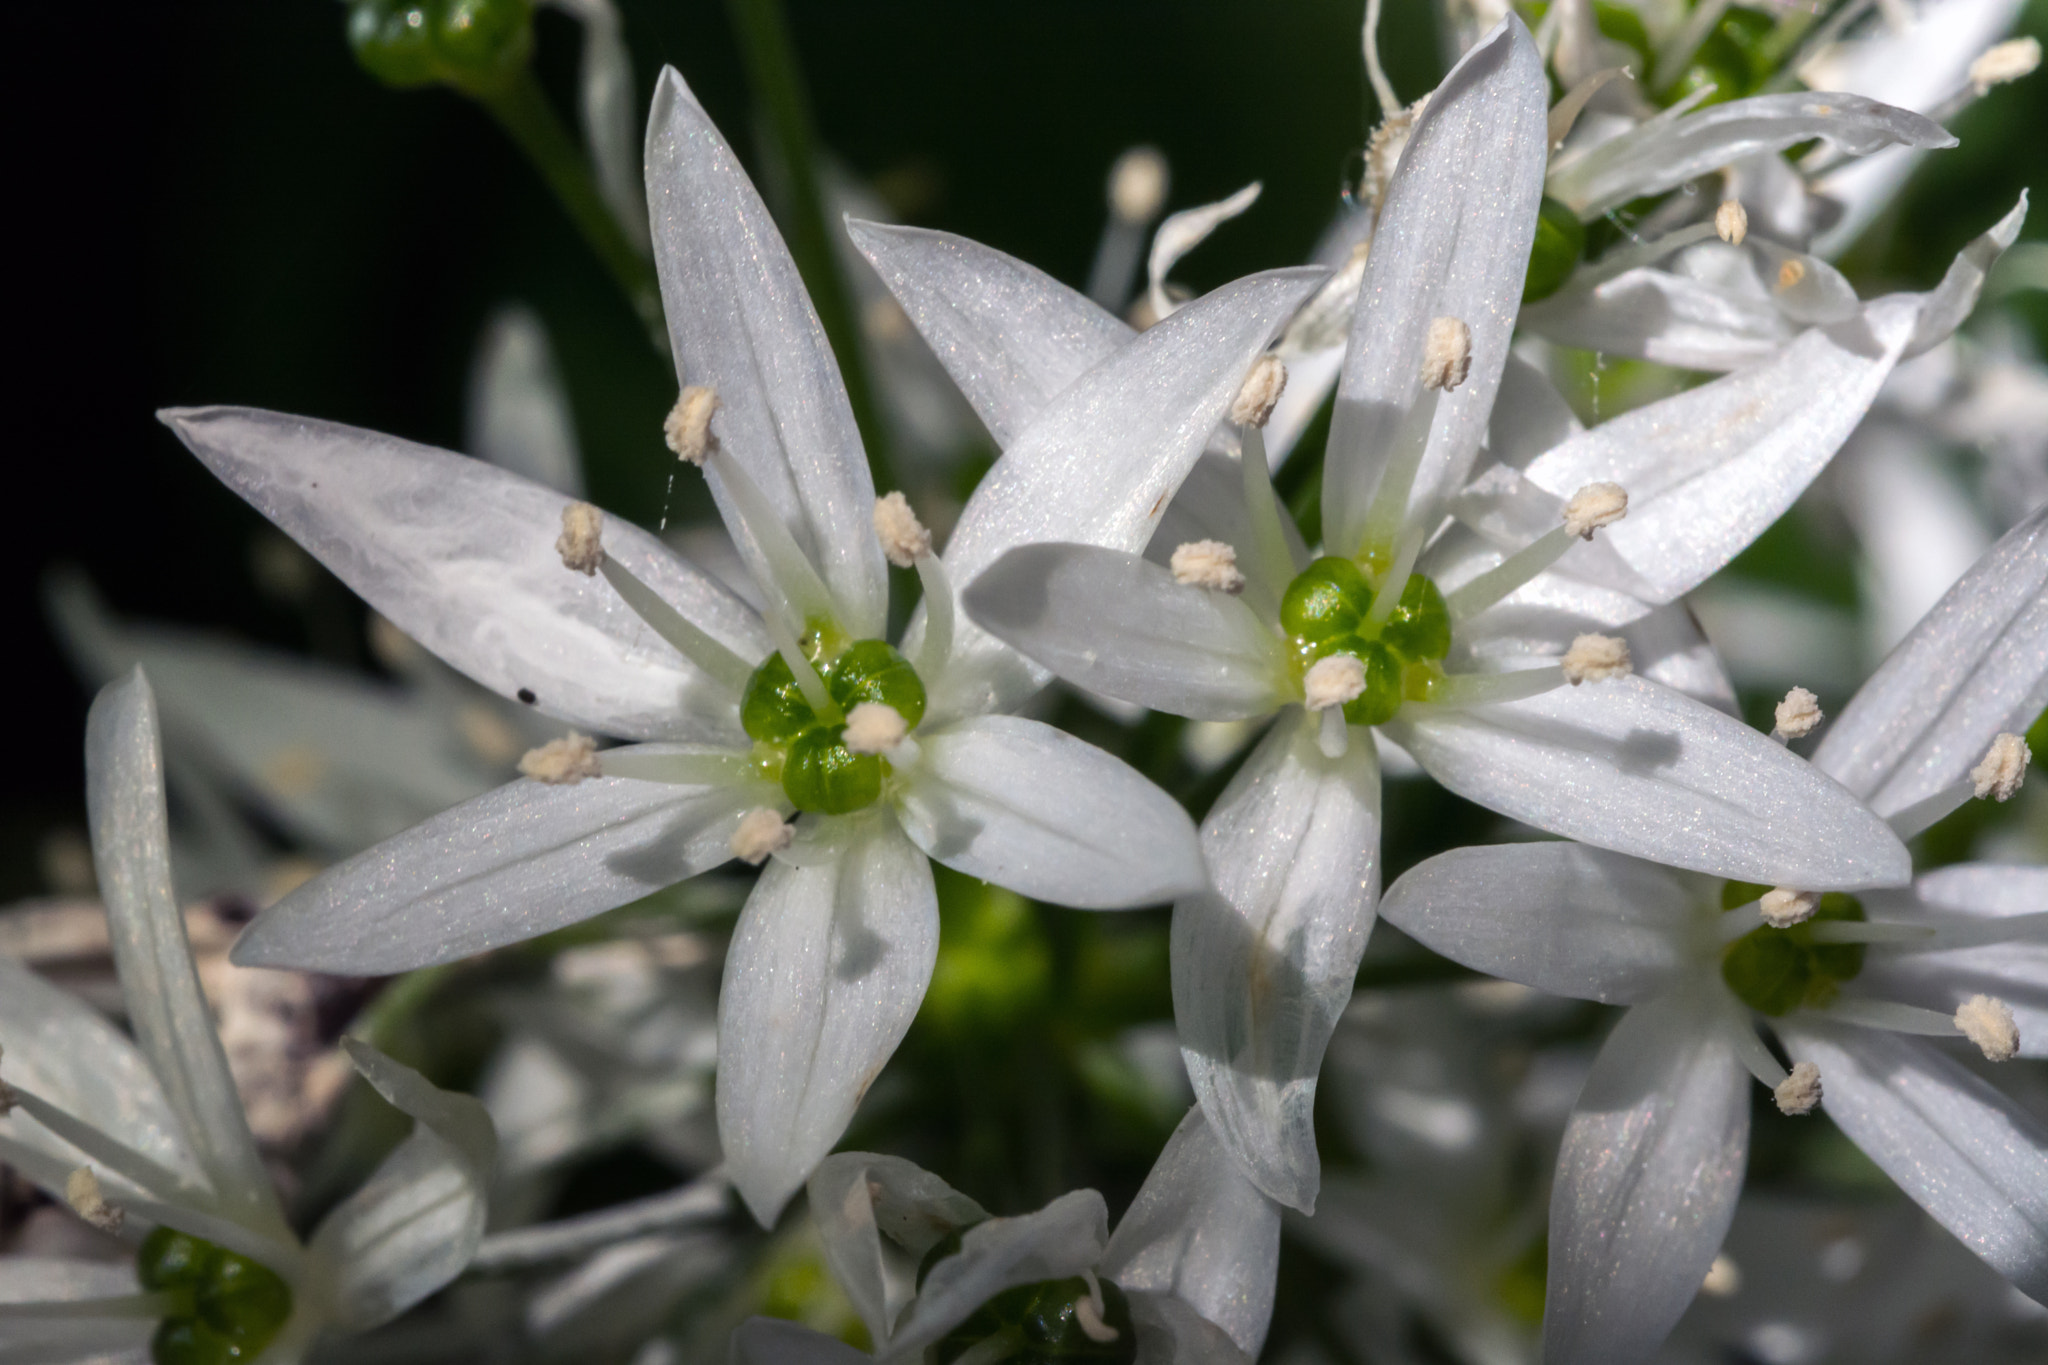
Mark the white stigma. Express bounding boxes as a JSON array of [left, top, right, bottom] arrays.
[[1760, 887, 1820, 928], [1774, 1061, 1822, 1116], [664, 385, 721, 465], [1773, 686, 1824, 740], [1562, 482, 1628, 539], [874, 491, 932, 568], [1970, 36, 2041, 92], [1562, 634, 1631, 685], [519, 733, 601, 785], [1714, 199, 1748, 246], [66, 1166, 123, 1232], [1420, 316, 1472, 392], [1108, 145, 1169, 225], [730, 808, 793, 866], [1074, 1270, 1119, 1343], [1303, 654, 1367, 712], [1701, 1254, 1742, 1297], [556, 502, 604, 576], [1971, 732, 2029, 801], [1170, 540, 1246, 594], [1230, 355, 1288, 428], [843, 702, 909, 756], [1956, 994, 2020, 1061]]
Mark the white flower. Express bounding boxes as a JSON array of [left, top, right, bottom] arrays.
[[1379, 505, 2048, 1362], [0, 671, 495, 1364]]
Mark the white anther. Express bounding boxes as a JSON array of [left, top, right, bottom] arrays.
[[1760, 887, 1821, 928], [1561, 633, 1631, 685], [1303, 654, 1368, 712], [1776, 258, 1807, 292], [1714, 199, 1748, 246], [874, 491, 932, 568], [730, 808, 793, 866], [1420, 316, 1472, 392], [1971, 732, 2029, 801], [664, 385, 721, 465], [1230, 355, 1288, 428], [1562, 482, 1628, 539], [1109, 146, 1169, 225], [1970, 36, 2040, 92], [1170, 540, 1246, 594], [556, 502, 604, 576], [1773, 686, 1823, 740], [518, 733, 601, 785], [1701, 1254, 1742, 1297], [843, 702, 909, 756], [1774, 1062, 1822, 1116], [1363, 95, 1430, 209], [1956, 994, 2020, 1061], [65, 1166, 122, 1232]]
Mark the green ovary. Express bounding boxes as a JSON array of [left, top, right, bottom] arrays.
[[1719, 882, 1867, 1016], [1280, 556, 1452, 725], [137, 1226, 293, 1365], [740, 637, 926, 815], [919, 1232, 1136, 1364]]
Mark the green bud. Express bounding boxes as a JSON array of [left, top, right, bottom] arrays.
[[1523, 196, 1586, 304], [826, 640, 927, 729], [1721, 892, 1866, 1016], [347, 0, 534, 96], [136, 1227, 212, 1292], [141, 1230, 293, 1365], [196, 1253, 293, 1347], [1280, 556, 1373, 644], [1339, 641, 1405, 727], [741, 653, 819, 744], [1379, 574, 1452, 663], [782, 728, 885, 814]]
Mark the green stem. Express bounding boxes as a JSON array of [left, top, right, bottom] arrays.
[[476, 70, 666, 350], [724, 0, 902, 500]]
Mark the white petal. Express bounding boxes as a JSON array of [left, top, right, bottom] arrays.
[[1546, 91, 1953, 218], [718, 819, 938, 1227], [1903, 194, 2029, 357], [962, 544, 1291, 721], [1813, 504, 2048, 818], [161, 407, 767, 742], [1777, 1019, 2048, 1302], [1545, 991, 1749, 1365], [310, 1040, 497, 1331], [729, 1317, 872, 1365], [1378, 843, 1694, 1004], [1521, 266, 1791, 372], [466, 304, 585, 496], [1626, 603, 1739, 715], [1385, 675, 1911, 888], [85, 671, 286, 1239], [1171, 710, 1379, 1212], [0, 1258, 152, 1358], [1146, 182, 1262, 320], [1101, 1107, 1281, 1357], [1859, 865, 2048, 1059], [1324, 17, 1550, 551], [1125, 1291, 1253, 1365], [808, 1152, 987, 1346], [1146, 450, 1310, 587], [231, 751, 770, 974], [559, 0, 648, 254], [895, 716, 1205, 909], [646, 69, 886, 637]]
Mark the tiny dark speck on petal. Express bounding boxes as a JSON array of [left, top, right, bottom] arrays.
[[517, 688, 537, 705]]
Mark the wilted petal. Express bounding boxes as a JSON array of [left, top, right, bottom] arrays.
[[1172, 710, 1379, 1212], [718, 819, 939, 1227], [1386, 675, 1911, 888], [162, 407, 766, 742], [729, 1317, 871, 1365], [232, 751, 771, 974], [646, 69, 886, 637], [467, 304, 585, 496], [1545, 990, 1749, 1365], [809, 1152, 987, 1346], [896, 716, 1205, 909], [310, 1040, 497, 1331]]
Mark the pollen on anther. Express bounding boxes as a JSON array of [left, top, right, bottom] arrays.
[[1760, 887, 1820, 928], [1561, 633, 1631, 684], [1970, 36, 2041, 92], [1171, 540, 1246, 594], [843, 702, 909, 755], [1714, 199, 1748, 246], [1774, 1062, 1822, 1115], [1956, 994, 2020, 1061], [1303, 654, 1367, 712], [1971, 732, 2029, 801], [874, 491, 932, 567], [1773, 686, 1823, 739], [1230, 355, 1288, 428], [66, 1166, 123, 1232], [519, 733, 601, 785], [730, 808, 793, 865], [1562, 482, 1628, 539], [1701, 1255, 1742, 1297], [1109, 145, 1169, 225], [1776, 258, 1807, 292], [556, 502, 604, 576], [1421, 316, 1472, 392], [664, 385, 721, 465]]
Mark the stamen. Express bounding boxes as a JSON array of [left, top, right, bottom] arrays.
[[1318, 706, 1349, 759], [1405, 665, 1565, 713], [1238, 425, 1305, 611], [65, 1166, 122, 1232], [843, 702, 909, 756], [597, 750, 752, 786], [1109, 146, 1169, 226], [556, 502, 604, 576], [1772, 686, 1823, 741], [1362, 0, 1399, 121], [1303, 654, 1367, 712], [703, 446, 841, 634], [874, 492, 932, 568], [1818, 997, 1962, 1037], [1714, 199, 1748, 246], [1725, 1013, 1789, 1089], [1561, 634, 1631, 685], [1701, 1254, 1742, 1296], [1358, 525, 1425, 634], [1074, 1269, 1119, 1343], [597, 556, 757, 695], [1970, 36, 2041, 92], [1801, 919, 1936, 946], [912, 554, 956, 682], [1445, 484, 1627, 622], [1355, 383, 1444, 556], [1420, 317, 1472, 393], [1759, 887, 1819, 928], [762, 613, 839, 722], [1774, 1062, 1823, 1116], [664, 386, 720, 465], [1171, 540, 1246, 594], [730, 808, 793, 866], [519, 733, 601, 785], [1562, 482, 1628, 539], [1230, 355, 1288, 428], [1971, 732, 2030, 801], [1776, 258, 1807, 292], [1955, 994, 2020, 1061]]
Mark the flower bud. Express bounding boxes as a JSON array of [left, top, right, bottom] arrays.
[[348, 0, 535, 97]]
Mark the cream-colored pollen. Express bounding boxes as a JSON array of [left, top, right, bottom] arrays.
[[1420, 316, 1472, 392], [843, 702, 909, 756], [730, 807, 793, 865], [66, 1166, 122, 1232], [1776, 258, 1807, 292], [519, 733, 601, 785], [664, 385, 721, 465], [1563, 482, 1628, 539], [1773, 686, 1823, 739], [1363, 95, 1430, 209], [1562, 634, 1631, 685], [1701, 1254, 1742, 1297], [874, 491, 932, 567], [1109, 145, 1169, 224], [1971, 732, 2029, 801], [1170, 540, 1246, 594], [1714, 199, 1748, 246], [1774, 1062, 1822, 1115], [1970, 36, 2041, 92], [1303, 654, 1367, 712], [1956, 994, 2020, 1061], [1230, 355, 1288, 428], [556, 501, 604, 576], [1760, 887, 1820, 928]]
